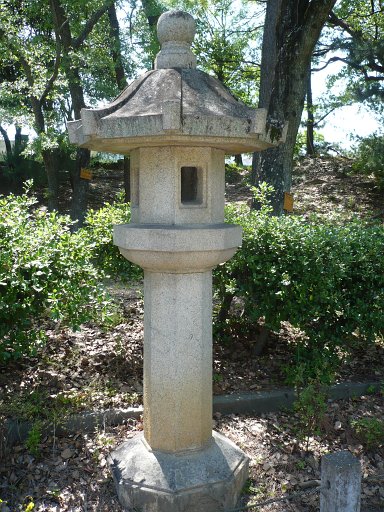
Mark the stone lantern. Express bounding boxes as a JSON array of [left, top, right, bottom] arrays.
[[68, 10, 277, 512]]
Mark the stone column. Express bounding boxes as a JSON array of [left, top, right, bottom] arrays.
[[143, 270, 212, 452]]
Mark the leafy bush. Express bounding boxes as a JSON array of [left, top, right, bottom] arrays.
[[0, 185, 112, 362], [351, 417, 384, 449], [82, 193, 142, 280], [214, 190, 384, 382], [352, 132, 384, 188], [294, 379, 328, 449], [1, 155, 46, 190], [225, 162, 245, 184]]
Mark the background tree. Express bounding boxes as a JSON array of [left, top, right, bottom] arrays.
[[166, 0, 263, 164], [193, 0, 262, 106], [0, 0, 131, 222], [0, 0, 63, 209], [166, 0, 263, 106], [49, 0, 118, 227], [252, 0, 337, 214], [108, 2, 128, 90], [299, 0, 383, 157], [326, 0, 384, 109]]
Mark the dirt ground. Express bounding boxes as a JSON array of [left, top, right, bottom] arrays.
[[0, 157, 383, 511]]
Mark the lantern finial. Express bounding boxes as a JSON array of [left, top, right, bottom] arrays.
[[155, 10, 197, 69]]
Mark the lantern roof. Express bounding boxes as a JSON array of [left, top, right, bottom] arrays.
[[67, 10, 279, 155]]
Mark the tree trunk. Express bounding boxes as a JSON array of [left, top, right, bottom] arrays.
[[234, 154, 243, 166], [31, 100, 60, 210], [0, 124, 12, 161], [123, 156, 130, 202], [42, 149, 60, 210], [251, 0, 284, 213], [50, 0, 91, 228], [108, 1, 130, 204], [306, 71, 315, 156], [14, 125, 22, 159], [252, 0, 337, 214], [108, 2, 127, 90], [258, 0, 281, 111], [69, 148, 90, 228], [64, 63, 90, 227]]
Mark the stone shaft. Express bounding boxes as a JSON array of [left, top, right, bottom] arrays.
[[143, 270, 212, 452]]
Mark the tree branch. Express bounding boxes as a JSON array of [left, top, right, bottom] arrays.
[[366, 75, 384, 81], [313, 106, 338, 127], [328, 10, 361, 39], [311, 56, 348, 72], [313, 54, 384, 80], [72, 0, 112, 49], [40, 38, 61, 104]]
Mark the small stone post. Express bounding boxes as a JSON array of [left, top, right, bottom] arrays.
[[320, 451, 361, 512]]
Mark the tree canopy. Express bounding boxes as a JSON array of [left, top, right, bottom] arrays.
[[327, 0, 384, 109], [0, 0, 383, 215]]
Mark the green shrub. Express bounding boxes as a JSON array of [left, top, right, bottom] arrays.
[[82, 193, 142, 280], [294, 379, 328, 449], [225, 162, 245, 184], [214, 191, 384, 382], [351, 417, 384, 449], [25, 420, 43, 457], [352, 132, 384, 188], [1, 156, 47, 189], [0, 185, 112, 362]]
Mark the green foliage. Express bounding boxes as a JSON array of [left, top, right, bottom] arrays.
[[351, 417, 384, 449], [323, 0, 384, 111], [25, 421, 42, 458], [225, 162, 245, 184], [294, 379, 328, 448], [214, 186, 384, 381], [0, 184, 111, 362], [82, 193, 142, 280], [294, 130, 336, 158], [165, 0, 262, 105], [352, 132, 384, 189], [250, 182, 274, 215]]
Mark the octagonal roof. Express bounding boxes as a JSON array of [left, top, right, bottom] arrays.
[[67, 10, 281, 155]]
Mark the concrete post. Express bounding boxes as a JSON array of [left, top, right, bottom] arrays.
[[320, 451, 361, 512]]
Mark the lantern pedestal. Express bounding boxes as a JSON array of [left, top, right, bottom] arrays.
[[113, 223, 241, 453], [108, 223, 246, 511], [108, 431, 248, 512]]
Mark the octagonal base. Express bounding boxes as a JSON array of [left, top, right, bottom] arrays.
[[108, 431, 249, 512]]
